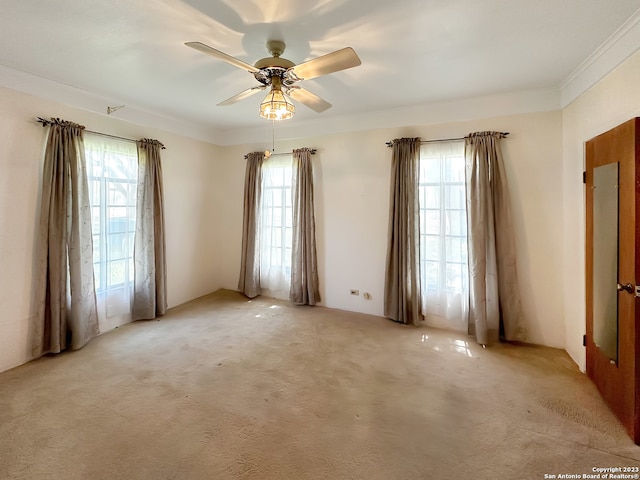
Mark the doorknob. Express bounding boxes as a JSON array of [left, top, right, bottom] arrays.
[[617, 283, 634, 294]]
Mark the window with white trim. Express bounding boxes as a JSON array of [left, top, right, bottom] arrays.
[[419, 141, 469, 330], [259, 155, 293, 297], [85, 134, 138, 329]]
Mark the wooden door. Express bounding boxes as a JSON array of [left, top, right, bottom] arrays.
[[585, 117, 640, 444]]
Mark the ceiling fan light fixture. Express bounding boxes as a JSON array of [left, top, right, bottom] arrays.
[[259, 87, 295, 121]]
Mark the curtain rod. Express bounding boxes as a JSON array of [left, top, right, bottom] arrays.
[[244, 149, 317, 159], [385, 132, 509, 147], [36, 117, 166, 149]]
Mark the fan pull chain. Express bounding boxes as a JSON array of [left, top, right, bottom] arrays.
[[264, 119, 277, 158]]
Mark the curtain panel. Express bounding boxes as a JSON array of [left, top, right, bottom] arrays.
[[290, 148, 321, 305], [384, 138, 422, 325], [32, 118, 99, 356], [132, 139, 167, 320], [238, 152, 264, 298], [465, 131, 524, 344]]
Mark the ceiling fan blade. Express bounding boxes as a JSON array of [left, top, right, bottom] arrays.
[[217, 86, 266, 106], [289, 47, 361, 81], [288, 87, 332, 113], [185, 41, 260, 73]]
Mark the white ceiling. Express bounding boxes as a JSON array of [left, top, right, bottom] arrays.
[[1, 0, 640, 144]]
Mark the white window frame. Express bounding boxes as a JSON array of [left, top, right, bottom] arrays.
[[85, 134, 138, 329], [259, 155, 293, 297]]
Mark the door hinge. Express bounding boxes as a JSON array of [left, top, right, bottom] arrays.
[[583, 171, 587, 184], [583, 334, 587, 347]]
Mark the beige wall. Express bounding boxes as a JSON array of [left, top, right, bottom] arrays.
[[0, 86, 224, 373], [562, 49, 640, 371], [218, 110, 565, 348], [0, 83, 571, 374]]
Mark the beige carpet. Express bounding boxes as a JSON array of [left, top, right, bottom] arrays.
[[1, 289, 639, 479]]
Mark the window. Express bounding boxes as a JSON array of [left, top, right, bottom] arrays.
[[419, 141, 468, 330], [259, 155, 293, 297], [85, 134, 138, 329]]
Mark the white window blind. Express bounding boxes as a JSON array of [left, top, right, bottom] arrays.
[[85, 134, 138, 331], [419, 141, 469, 331]]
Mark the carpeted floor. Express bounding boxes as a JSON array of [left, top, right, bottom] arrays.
[[1, 289, 639, 479]]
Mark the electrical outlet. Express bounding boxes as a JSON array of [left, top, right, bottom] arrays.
[[350, 289, 359, 296]]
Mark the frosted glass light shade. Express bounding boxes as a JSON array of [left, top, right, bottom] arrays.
[[259, 89, 295, 120]]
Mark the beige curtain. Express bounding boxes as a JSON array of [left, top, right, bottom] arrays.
[[384, 138, 422, 325], [465, 131, 524, 344], [238, 152, 264, 298], [32, 118, 99, 356], [133, 139, 167, 320], [290, 148, 321, 305]]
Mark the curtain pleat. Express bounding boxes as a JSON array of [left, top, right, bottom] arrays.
[[132, 139, 167, 320], [290, 148, 321, 305], [238, 152, 264, 298], [32, 118, 99, 356], [384, 138, 422, 325], [465, 131, 524, 344]]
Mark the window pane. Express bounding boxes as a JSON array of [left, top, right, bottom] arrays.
[[446, 236, 464, 263], [273, 231, 282, 248], [446, 263, 467, 290], [273, 207, 282, 227], [272, 169, 285, 187], [420, 157, 440, 182], [262, 189, 273, 208], [127, 207, 136, 231], [424, 261, 439, 290], [445, 156, 465, 182], [273, 190, 283, 207], [109, 206, 128, 221], [108, 182, 128, 206], [446, 210, 465, 236], [106, 154, 135, 180], [423, 209, 440, 235], [445, 185, 465, 209], [420, 186, 439, 209], [424, 235, 440, 261], [284, 247, 292, 269], [108, 259, 126, 287], [108, 233, 128, 260]]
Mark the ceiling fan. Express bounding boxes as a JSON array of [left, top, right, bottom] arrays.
[[185, 40, 361, 120]]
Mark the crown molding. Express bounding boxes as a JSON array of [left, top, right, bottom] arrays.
[[560, 7, 640, 107], [0, 64, 223, 145]]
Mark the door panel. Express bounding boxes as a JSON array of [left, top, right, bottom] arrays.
[[585, 118, 639, 444], [592, 162, 619, 362]]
